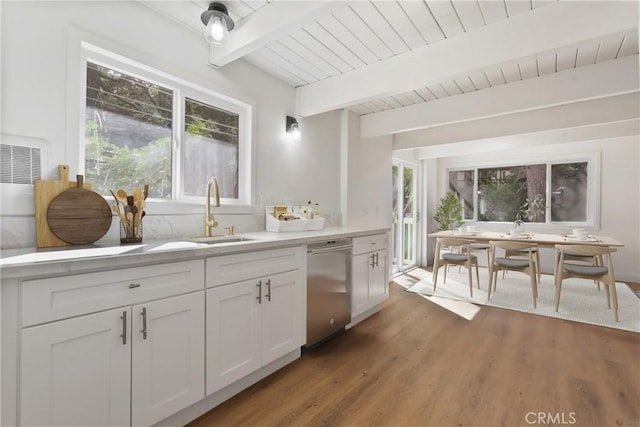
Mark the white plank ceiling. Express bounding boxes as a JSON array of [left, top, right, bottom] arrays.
[[141, 1, 639, 122]]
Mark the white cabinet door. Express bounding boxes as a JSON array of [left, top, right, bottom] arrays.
[[261, 270, 302, 365], [20, 308, 130, 427], [351, 253, 371, 316], [206, 280, 261, 394], [131, 292, 205, 426], [370, 250, 389, 306]]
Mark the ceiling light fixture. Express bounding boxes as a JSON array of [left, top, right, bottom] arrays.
[[201, 2, 235, 45], [286, 116, 301, 142]]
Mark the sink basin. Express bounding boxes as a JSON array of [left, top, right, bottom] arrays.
[[188, 236, 252, 244]]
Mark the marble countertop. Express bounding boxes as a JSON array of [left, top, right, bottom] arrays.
[[0, 226, 390, 279]]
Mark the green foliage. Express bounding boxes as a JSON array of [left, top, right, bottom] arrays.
[[85, 121, 171, 198], [186, 120, 206, 136], [516, 193, 546, 224], [478, 175, 526, 222], [434, 192, 464, 231]]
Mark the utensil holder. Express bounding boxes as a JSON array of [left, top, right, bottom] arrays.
[[120, 220, 142, 244]]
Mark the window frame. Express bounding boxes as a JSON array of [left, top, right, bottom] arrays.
[[78, 42, 252, 208], [444, 152, 601, 229]]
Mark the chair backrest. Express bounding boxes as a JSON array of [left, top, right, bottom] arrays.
[[490, 241, 537, 252], [436, 237, 475, 250], [555, 244, 616, 257]]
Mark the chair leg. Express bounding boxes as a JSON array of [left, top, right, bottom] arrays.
[[554, 276, 563, 313], [529, 269, 537, 308], [487, 267, 493, 301], [433, 268, 439, 292], [467, 263, 473, 298], [594, 255, 603, 291], [535, 250, 541, 283], [475, 263, 480, 290], [609, 280, 619, 322], [443, 262, 448, 284], [604, 278, 611, 309]]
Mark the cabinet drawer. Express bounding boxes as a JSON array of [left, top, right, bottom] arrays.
[[352, 234, 388, 256], [206, 246, 304, 288], [21, 260, 204, 327]]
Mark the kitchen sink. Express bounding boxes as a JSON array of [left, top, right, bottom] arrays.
[[188, 236, 253, 244]]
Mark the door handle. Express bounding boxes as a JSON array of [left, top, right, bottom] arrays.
[[265, 279, 271, 302], [256, 280, 262, 304], [140, 307, 148, 340], [120, 310, 127, 345]]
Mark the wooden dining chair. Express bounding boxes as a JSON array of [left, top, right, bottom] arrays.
[[552, 252, 604, 291], [504, 246, 541, 284], [554, 244, 619, 322], [432, 237, 480, 297], [488, 241, 539, 308]]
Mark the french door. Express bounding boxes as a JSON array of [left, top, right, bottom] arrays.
[[392, 160, 419, 274]]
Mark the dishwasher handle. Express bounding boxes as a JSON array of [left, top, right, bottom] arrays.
[[307, 244, 353, 255]]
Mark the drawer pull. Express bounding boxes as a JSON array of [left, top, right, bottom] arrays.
[[266, 279, 271, 302], [370, 253, 376, 268], [141, 307, 148, 340], [256, 281, 262, 304], [120, 310, 127, 345], [128, 283, 141, 289]]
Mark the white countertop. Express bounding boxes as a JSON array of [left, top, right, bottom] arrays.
[[0, 226, 390, 279]]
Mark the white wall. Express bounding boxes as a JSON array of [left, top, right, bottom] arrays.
[[0, 1, 344, 248], [342, 110, 393, 228], [424, 135, 640, 282]]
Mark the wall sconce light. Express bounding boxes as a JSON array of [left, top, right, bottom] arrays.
[[201, 2, 235, 45], [286, 116, 301, 142]]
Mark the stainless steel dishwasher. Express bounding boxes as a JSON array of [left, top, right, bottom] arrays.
[[306, 239, 352, 347]]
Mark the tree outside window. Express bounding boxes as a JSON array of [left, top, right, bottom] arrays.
[[446, 160, 590, 225], [84, 60, 243, 202]]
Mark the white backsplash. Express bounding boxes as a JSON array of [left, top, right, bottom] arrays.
[[0, 210, 341, 249]]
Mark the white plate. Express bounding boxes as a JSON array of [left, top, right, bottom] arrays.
[[565, 235, 595, 241], [455, 231, 479, 236]]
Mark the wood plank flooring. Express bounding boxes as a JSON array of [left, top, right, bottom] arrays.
[[189, 271, 640, 427]]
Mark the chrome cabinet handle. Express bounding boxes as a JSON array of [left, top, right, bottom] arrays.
[[120, 310, 127, 345], [370, 253, 376, 268], [265, 279, 271, 302], [128, 283, 141, 289], [141, 307, 148, 340], [256, 280, 262, 304], [374, 252, 379, 267]]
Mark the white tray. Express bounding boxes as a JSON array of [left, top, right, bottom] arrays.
[[265, 209, 325, 232]]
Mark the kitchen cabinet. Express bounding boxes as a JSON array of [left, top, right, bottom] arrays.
[[351, 234, 389, 318], [205, 247, 305, 394], [18, 260, 205, 427]]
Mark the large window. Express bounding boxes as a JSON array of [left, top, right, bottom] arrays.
[[447, 156, 597, 226], [82, 44, 250, 204]]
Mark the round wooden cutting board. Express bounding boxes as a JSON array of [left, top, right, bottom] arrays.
[[47, 175, 112, 245]]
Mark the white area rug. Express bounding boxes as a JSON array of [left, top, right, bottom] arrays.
[[406, 269, 640, 333]]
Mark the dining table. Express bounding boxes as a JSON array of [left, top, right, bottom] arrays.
[[427, 230, 624, 249]]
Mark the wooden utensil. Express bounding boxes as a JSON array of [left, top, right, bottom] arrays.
[[116, 189, 128, 206], [47, 175, 112, 245], [34, 165, 93, 248]]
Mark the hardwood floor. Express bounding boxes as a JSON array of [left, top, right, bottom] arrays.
[[189, 271, 640, 427]]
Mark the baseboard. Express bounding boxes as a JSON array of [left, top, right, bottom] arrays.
[[153, 349, 301, 427], [346, 304, 381, 329]]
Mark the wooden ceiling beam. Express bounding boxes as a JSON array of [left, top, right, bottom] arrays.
[[208, 1, 349, 68], [295, 1, 639, 117], [361, 55, 639, 137], [393, 93, 640, 153]]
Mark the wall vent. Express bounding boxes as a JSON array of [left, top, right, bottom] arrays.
[[1, 143, 42, 184]]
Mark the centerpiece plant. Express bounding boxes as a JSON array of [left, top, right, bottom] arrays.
[[514, 193, 546, 233]]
